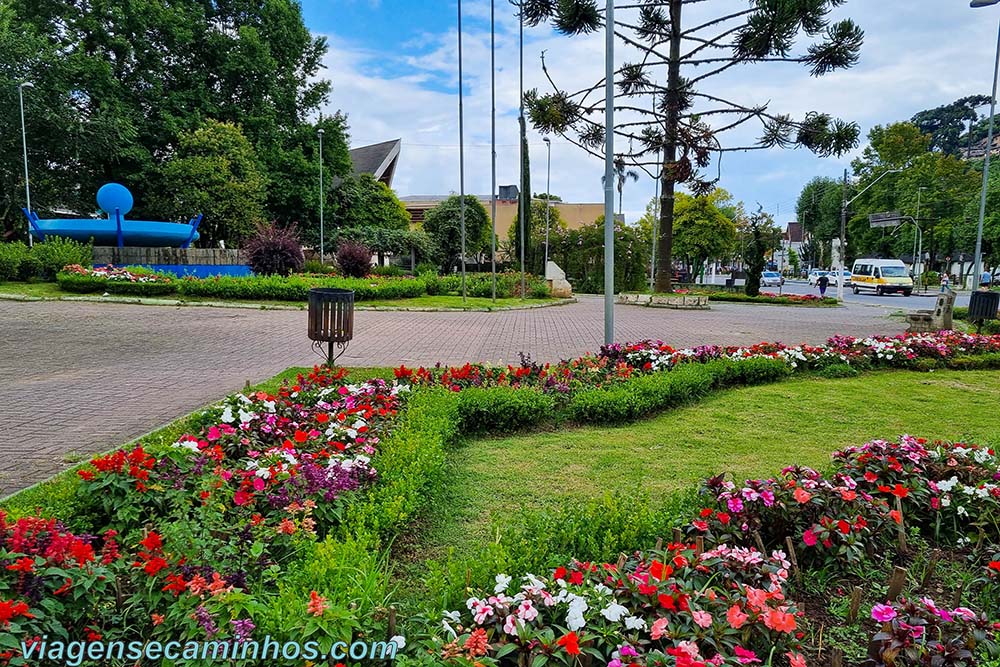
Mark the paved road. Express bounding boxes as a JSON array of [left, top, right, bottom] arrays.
[[777, 280, 971, 308], [0, 297, 905, 497]]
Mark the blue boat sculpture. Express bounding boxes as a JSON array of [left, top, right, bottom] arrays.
[[23, 183, 202, 248]]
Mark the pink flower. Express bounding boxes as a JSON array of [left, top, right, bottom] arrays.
[[871, 604, 897, 622], [650, 616, 669, 640], [692, 610, 712, 628], [786, 651, 807, 667], [802, 528, 818, 547], [727, 604, 749, 629], [252, 477, 266, 491], [206, 426, 222, 441], [734, 646, 761, 664]]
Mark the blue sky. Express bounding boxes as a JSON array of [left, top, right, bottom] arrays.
[[303, 1, 1000, 227]]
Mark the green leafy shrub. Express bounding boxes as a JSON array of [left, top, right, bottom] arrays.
[[175, 274, 425, 301], [0, 241, 29, 281], [528, 279, 552, 299], [955, 306, 969, 321], [343, 389, 457, 538], [420, 271, 443, 295], [708, 357, 792, 387], [945, 353, 1000, 371], [455, 387, 555, 434], [301, 259, 337, 275], [371, 264, 405, 277], [568, 364, 716, 424], [817, 362, 861, 378], [28, 237, 92, 280]]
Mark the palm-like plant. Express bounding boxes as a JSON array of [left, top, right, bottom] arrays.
[[601, 157, 640, 216]]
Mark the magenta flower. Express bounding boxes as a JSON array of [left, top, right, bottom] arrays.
[[871, 604, 897, 622]]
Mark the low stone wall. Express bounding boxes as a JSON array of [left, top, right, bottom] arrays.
[[93, 247, 246, 266], [616, 293, 710, 310]]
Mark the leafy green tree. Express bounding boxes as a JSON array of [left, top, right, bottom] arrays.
[[672, 190, 737, 278], [154, 120, 267, 245], [549, 216, 650, 294], [742, 209, 782, 296], [524, 0, 863, 293], [511, 199, 568, 274], [332, 174, 410, 230], [788, 247, 801, 275], [795, 177, 842, 244], [422, 195, 491, 273], [1, 0, 349, 238], [847, 122, 978, 264], [911, 95, 992, 156]]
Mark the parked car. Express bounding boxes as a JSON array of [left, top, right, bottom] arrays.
[[807, 269, 830, 286], [761, 271, 784, 287], [851, 258, 913, 296], [828, 269, 853, 287]]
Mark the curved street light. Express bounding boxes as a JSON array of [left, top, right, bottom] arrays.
[[837, 167, 904, 301], [317, 127, 325, 264]]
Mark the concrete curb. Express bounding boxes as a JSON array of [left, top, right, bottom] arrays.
[[0, 292, 577, 313]]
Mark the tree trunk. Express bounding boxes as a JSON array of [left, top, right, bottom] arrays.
[[654, 0, 682, 294]]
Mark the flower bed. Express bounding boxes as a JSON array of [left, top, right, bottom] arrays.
[[398, 332, 1000, 394], [5, 334, 1000, 665], [0, 367, 420, 664], [418, 436, 1000, 666], [58, 264, 176, 296]]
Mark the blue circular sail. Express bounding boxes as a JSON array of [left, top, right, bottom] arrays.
[[96, 183, 134, 216]]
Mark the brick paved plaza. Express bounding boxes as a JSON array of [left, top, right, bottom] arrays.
[[0, 297, 904, 496]]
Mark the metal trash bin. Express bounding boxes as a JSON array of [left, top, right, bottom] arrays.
[[308, 287, 354, 365], [968, 290, 1000, 323]]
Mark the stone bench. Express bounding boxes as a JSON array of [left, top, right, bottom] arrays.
[[905, 292, 954, 333]]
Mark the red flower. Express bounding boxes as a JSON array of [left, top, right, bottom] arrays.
[[988, 561, 1000, 573], [716, 511, 731, 525], [864, 471, 878, 483], [5, 557, 34, 573], [139, 532, 163, 552], [233, 490, 253, 506], [649, 560, 674, 581], [889, 509, 902, 525], [53, 578, 73, 596], [553, 566, 568, 580], [837, 519, 851, 535], [0, 599, 33, 628], [162, 573, 187, 596], [557, 631, 581, 656], [569, 570, 584, 585], [77, 470, 95, 481]]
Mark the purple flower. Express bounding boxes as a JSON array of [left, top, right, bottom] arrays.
[[231, 618, 255, 642], [193, 605, 219, 638]]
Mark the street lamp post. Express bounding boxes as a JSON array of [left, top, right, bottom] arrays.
[[971, 0, 1000, 287], [18, 82, 34, 247], [913, 186, 926, 290], [490, 0, 497, 302], [543, 137, 551, 271], [317, 127, 325, 264], [838, 167, 905, 301], [603, 0, 614, 345]]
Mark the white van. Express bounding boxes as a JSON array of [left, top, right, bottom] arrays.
[[850, 259, 913, 296]]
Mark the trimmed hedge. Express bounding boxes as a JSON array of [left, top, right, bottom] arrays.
[[176, 274, 426, 301], [455, 387, 556, 433], [567, 363, 716, 424], [0, 238, 92, 281]]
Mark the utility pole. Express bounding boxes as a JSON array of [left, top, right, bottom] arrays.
[[518, 4, 526, 299], [490, 0, 497, 302], [458, 0, 467, 302], [19, 82, 34, 246], [317, 126, 324, 264], [838, 168, 848, 302]]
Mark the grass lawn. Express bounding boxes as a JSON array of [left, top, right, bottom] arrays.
[[0, 281, 561, 310], [422, 369, 1000, 559]]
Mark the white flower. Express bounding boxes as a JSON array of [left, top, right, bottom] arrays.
[[171, 439, 200, 453], [624, 616, 646, 631], [600, 603, 629, 623], [494, 574, 512, 594], [389, 635, 406, 649], [220, 407, 235, 424], [238, 409, 256, 424], [565, 594, 588, 631], [593, 584, 612, 596]]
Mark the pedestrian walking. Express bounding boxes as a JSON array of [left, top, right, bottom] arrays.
[[981, 270, 993, 290], [817, 273, 830, 298], [940, 272, 950, 293]]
